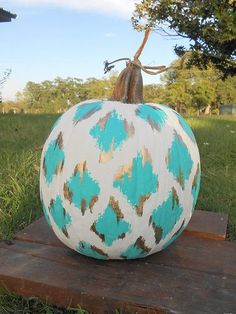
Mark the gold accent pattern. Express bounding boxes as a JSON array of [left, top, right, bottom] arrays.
[[192, 164, 200, 190], [99, 140, 114, 163], [55, 160, 64, 175], [89, 196, 99, 212], [141, 147, 152, 166], [172, 187, 179, 208], [81, 198, 87, 215], [109, 196, 124, 221], [98, 112, 111, 129], [123, 119, 135, 137], [176, 169, 184, 189], [63, 183, 73, 203], [135, 194, 151, 216], [114, 160, 133, 181], [135, 236, 151, 254], [55, 132, 63, 149], [91, 245, 108, 258], [74, 161, 87, 177], [90, 223, 105, 242]]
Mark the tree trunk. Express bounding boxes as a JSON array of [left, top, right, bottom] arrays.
[[204, 104, 211, 115]]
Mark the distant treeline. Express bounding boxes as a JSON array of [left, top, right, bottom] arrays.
[[1, 61, 236, 115]]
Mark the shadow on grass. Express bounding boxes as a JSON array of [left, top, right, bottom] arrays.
[[0, 293, 88, 314]]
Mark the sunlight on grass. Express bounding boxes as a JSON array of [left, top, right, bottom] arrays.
[[188, 116, 236, 240]]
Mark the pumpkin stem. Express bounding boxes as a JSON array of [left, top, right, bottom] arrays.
[[110, 29, 151, 104], [133, 29, 152, 61], [110, 61, 143, 104], [106, 29, 188, 104]]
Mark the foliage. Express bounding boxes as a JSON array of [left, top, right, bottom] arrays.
[[144, 63, 236, 113], [0, 69, 11, 90], [132, 0, 236, 77], [0, 69, 11, 103], [1, 64, 236, 114], [215, 75, 236, 106], [14, 75, 117, 113], [143, 83, 165, 103]]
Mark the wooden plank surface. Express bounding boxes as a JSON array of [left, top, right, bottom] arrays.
[[0, 246, 236, 314], [0, 209, 234, 313], [14, 210, 228, 247], [184, 210, 228, 240], [14, 217, 63, 247], [1, 235, 236, 277]]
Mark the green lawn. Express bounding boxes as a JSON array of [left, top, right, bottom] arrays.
[[0, 114, 57, 240], [0, 113, 235, 313]]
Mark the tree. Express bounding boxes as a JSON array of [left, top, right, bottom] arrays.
[[159, 65, 194, 112], [144, 84, 165, 103], [166, 65, 217, 113], [214, 75, 236, 108], [148, 58, 236, 114], [0, 68, 12, 103], [132, 0, 236, 77], [15, 75, 118, 113]]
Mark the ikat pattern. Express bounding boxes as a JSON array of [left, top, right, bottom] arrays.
[[90, 110, 135, 162], [113, 149, 158, 216], [76, 241, 108, 260], [43, 132, 65, 184], [121, 236, 151, 259], [73, 101, 102, 124], [167, 132, 193, 189], [48, 196, 71, 237], [150, 188, 184, 243], [91, 197, 131, 246], [64, 161, 100, 215], [136, 104, 167, 131], [40, 100, 201, 260]]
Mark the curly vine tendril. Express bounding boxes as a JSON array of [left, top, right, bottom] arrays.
[[104, 29, 189, 76]]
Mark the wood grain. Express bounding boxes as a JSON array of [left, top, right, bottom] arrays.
[[0, 246, 236, 314], [0, 209, 233, 313], [14, 210, 228, 247]]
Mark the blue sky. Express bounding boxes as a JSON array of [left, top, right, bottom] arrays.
[[1, 0, 188, 100]]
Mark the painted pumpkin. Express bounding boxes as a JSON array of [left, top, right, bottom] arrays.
[[40, 99, 200, 260], [40, 31, 200, 259]]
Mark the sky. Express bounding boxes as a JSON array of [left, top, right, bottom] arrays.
[[1, 0, 188, 100]]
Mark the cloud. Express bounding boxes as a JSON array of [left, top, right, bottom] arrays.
[[12, 0, 137, 18], [104, 32, 115, 38]]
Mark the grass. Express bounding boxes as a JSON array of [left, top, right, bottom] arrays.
[[0, 112, 235, 312], [189, 116, 236, 240], [0, 114, 57, 240], [0, 293, 88, 314]]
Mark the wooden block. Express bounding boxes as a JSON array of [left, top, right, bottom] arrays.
[[0, 209, 233, 313], [15, 210, 228, 247], [1, 234, 236, 277], [184, 210, 228, 240], [14, 217, 63, 247], [0, 246, 236, 313]]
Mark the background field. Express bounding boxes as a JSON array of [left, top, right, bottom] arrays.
[[0, 113, 235, 313], [0, 113, 236, 241], [0, 114, 236, 240]]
